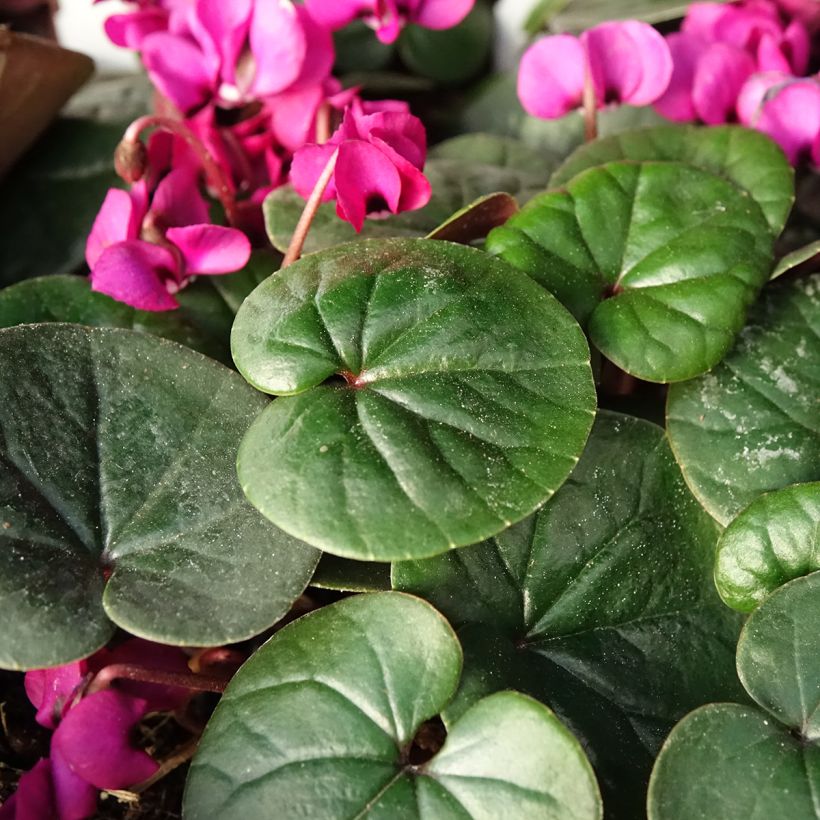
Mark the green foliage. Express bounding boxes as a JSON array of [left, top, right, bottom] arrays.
[[184, 593, 602, 819], [0, 325, 318, 669], [232, 238, 596, 560], [648, 572, 820, 819]]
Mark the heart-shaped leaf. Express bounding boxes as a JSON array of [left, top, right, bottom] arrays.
[[232, 238, 596, 561], [0, 324, 319, 670], [183, 592, 602, 820], [716, 483, 820, 612], [393, 411, 744, 820], [426, 192, 519, 244], [264, 135, 551, 255], [772, 240, 820, 280], [550, 125, 793, 236], [648, 572, 820, 819], [487, 160, 774, 382], [0, 118, 125, 285], [667, 274, 820, 525], [551, 0, 730, 29], [310, 554, 391, 592]]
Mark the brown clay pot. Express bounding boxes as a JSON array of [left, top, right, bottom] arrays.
[[0, 26, 93, 177]]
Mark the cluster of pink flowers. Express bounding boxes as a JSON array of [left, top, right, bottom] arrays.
[[657, 0, 820, 163], [0, 640, 191, 820], [518, 0, 819, 165], [86, 0, 476, 311]]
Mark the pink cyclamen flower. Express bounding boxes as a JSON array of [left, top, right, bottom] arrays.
[[304, 0, 475, 44], [291, 100, 432, 231], [517, 21, 673, 120], [86, 168, 251, 311], [738, 72, 820, 163], [111, 0, 334, 115]]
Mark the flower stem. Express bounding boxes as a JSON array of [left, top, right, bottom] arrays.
[[582, 65, 598, 142], [121, 115, 240, 227], [282, 149, 339, 269], [86, 663, 228, 697]]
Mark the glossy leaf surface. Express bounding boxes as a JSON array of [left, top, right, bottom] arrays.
[[667, 275, 820, 525], [393, 412, 744, 819], [716, 483, 820, 612], [0, 325, 319, 669], [184, 592, 602, 820], [232, 239, 595, 561], [551, 125, 793, 235], [487, 160, 774, 382]]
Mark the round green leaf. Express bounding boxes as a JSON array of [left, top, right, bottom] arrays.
[[667, 274, 820, 525], [487, 160, 774, 382], [264, 137, 552, 255], [397, 1, 492, 85], [0, 324, 319, 670], [184, 592, 602, 820], [232, 238, 596, 561], [647, 703, 820, 820], [716, 483, 820, 612], [737, 571, 820, 741], [393, 411, 744, 819], [550, 125, 794, 235]]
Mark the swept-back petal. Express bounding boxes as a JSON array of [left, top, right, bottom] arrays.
[[50, 749, 98, 820], [104, 9, 168, 49], [692, 42, 756, 123], [655, 32, 703, 121], [414, 0, 475, 30], [291, 142, 340, 201], [166, 225, 252, 275], [90, 241, 180, 312], [249, 0, 307, 97], [756, 79, 820, 163], [517, 34, 586, 119], [0, 760, 55, 820], [150, 168, 209, 228], [335, 140, 403, 231], [142, 32, 216, 113], [302, 0, 368, 30], [24, 663, 87, 730], [85, 189, 138, 270]]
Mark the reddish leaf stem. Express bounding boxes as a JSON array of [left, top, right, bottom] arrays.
[[582, 63, 598, 142], [281, 148, 339, 268], [121, 115, 240, 227], [86, 663, 228, 697]]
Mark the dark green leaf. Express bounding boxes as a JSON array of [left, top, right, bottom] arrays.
[[716, 483, 820, 612], [550, 125, 794, 236], [0, 118, 125, 285], [184, 592, 602, 820], [263, 136, 552, 255], [772, 240, 820, 280], [667, 274, 820, 525], [737, 571, 820, 740], [487, 160, 774, 382], [397, 2, 492, 85], [393, 412, 744, 819], [333, 20, 395, 74], [233, 238, 595, 561], [648, 573, 820, 820], [648, 704, 820, 820], [310, 554, 391, 592], [0, 325, 319, 669], [553, 0, 730, 29], [426, 192, 519, 244]]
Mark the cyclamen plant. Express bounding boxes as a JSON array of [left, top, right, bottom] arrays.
[[0, 0, 818, 818]]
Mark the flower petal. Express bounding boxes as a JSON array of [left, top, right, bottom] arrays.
[[194, 0, 253, 88], [50, 748, 98, 820], [291, 143, 339, 201], [249, 0, 307, 96], [0, 760, 55, 820], [583, 20, 673, 107], [85, 189, 138, 270], [682, 2, 730, 40], [692, 42, 756, 123], [24, 663, 87, 730], [361, 110, 427, 169], [270, 84, 325, 151], [654, 33, 703, 122], [302, 0, 368, 30], [90, 241, 180, 312], [142, 32, 216, 113], [517, 34, 586, 119], [335, 140, 403, 231], [104, 9, 168, 50], [756, 79, 820, 163], [370, 136, 432, 213], [150, 168, 209, 229], [52, 691, 157, 791], [166, 225, 251, 275], [737, 70, 791, 125], [414, 0, 475, 30], [290, 5, 336, 89]]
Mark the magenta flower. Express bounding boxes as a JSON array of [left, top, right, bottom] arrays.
[[517, 21, 673, 120], [291, 100, 431, 231], [738, 72, 820, 163], [2, 639, 192, 820], [304, 0, 475, 44], [86, 168, 251, 311]]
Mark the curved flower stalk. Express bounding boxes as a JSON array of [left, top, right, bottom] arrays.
[[0, 640, 193, 820], [291, 100, 432, 234], [517, 21, 673, 138], [304, 0, 476, 44]]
